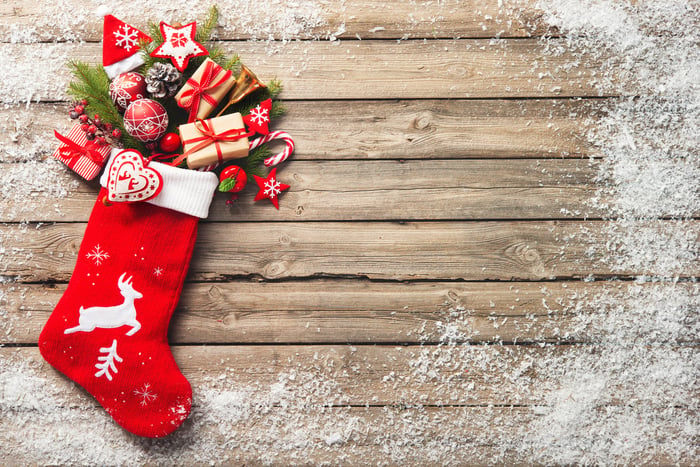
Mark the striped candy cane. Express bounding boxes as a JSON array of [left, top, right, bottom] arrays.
[[249, 131, 295, 167]]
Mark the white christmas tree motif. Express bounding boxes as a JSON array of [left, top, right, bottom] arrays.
[[94, 339, 123, 381], [86, 244, 110, 266], [114, 24, 139, 51], [249, 105, 269, 125], [134, 383, 158, 407], [264, 178, 283, 198], [153, 267, 164, 277]]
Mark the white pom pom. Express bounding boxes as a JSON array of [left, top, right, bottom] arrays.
[[96, 5, 111, 17]]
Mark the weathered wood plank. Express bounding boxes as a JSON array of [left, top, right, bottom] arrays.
[[5, 39, 606, 101], [4, 280, 656, 345], [0, 221, 634, 282], [4, 221, 696, 282], [0, 0, 546, 41], [1, 401, 691, 466], [0, 159, 602, 222], [0, 99, 598, 162], [4, 345, 699, 407]]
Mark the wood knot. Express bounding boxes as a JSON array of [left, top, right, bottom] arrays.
[[264, 260, 288, 279], [412, 113, 432, 130], [208, 285, 222, 299], [278, 233, 291, 245]]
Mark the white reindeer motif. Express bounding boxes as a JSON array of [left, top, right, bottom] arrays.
[[64, 273, 142, 336]]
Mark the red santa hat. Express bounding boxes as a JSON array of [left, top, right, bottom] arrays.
[[102, 14, 152, 79]]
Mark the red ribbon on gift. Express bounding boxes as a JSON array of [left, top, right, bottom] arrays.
[[54, 130, 107, 164], [172, 118, 254, 167], [177, 61, 233, 123]]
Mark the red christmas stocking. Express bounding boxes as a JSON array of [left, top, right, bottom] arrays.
[[39, 154, 218, 438]]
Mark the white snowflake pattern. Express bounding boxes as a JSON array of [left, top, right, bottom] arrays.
[[94, 339, 123, 381], [249, 105, 269, 125], [153, 267, 163, 277], [113, 24, 139, 51], [134, 383, 158, 407], [86, 244, 110, 266], [264, 178, 283, 198]]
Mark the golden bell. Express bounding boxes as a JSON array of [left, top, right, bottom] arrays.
[[216, 65, 266, 117]]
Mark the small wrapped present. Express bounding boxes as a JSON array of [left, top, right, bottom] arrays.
[[51, 124, 112, 180], [175, 58, 236, 122], [179, 113, 252, 169]]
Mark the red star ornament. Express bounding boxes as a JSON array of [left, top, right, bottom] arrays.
[[253, 168, 290, 209], [150, 22, 208, 72], [243, 98, 272, 135]]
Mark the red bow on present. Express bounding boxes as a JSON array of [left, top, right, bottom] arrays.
[[243, 98, 272, 135], [173, 118, 254, 166], [54, 130, 106, 164], [177, 61, 233, 123]]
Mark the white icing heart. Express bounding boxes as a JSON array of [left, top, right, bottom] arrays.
[[107, 150, 163, 203]]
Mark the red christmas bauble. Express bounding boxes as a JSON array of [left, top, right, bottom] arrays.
[[219, 165, 247, 193], [123, 99, 169, 143], [159, 132, 181, 153], [109, 72, 147, 112]]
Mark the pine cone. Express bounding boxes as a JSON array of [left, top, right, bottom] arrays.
[[145, 63, 182, 99]]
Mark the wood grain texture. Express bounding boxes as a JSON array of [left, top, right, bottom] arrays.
[[0, 0, 546, 41], [2, 401, 691, 466], [5, 280, 662, 345], [0, 220, 615, 282], [0, 99, 599, 162], [4, 220, 697, 282], [0, 159, 602, 222], [5, 39, 607, 100], [3, 346, 698, 407]]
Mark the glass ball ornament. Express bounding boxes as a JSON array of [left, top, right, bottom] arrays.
[[123, 99, 169, 143], [109, 72, 147, 112]]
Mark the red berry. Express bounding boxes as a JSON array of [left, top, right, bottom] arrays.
[[96, 136, 107, 146], [80, 99, 88, 106], [74, 105, 84, 114], [112, 128, 122, 139], [79, 114, 89, 123], [81, 124, 90, 132], [159, 132, 181, 153], [104, 123, 113, 131], [87, 124, 98, 134]]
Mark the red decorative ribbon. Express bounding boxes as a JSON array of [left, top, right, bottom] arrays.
[[172, 118, 253, 166], [53, 130, 106, 164], [177, 61, 232, 123]]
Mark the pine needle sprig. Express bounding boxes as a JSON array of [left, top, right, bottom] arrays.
[[66, 61, 145, 152], [195, 5, 220, 43], [243, 146, 272, 178]]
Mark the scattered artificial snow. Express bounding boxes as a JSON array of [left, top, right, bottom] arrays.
[[0, 0, 698, 464]]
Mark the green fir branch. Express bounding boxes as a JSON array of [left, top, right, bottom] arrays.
[[196, 5, 220, 43], [66, 61, 145, 153], [243, 146, 272, 178]]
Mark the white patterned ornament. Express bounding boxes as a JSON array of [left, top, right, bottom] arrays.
[[106, 150, 163, 203]]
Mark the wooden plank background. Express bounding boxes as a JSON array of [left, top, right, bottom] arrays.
[[1, 1, 696, 465]]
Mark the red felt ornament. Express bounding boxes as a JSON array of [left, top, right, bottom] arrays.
[[253, 167, 289, 209], [150, 22, 208, 72], [109, 72, 148, 112], [102, 15, 153, 79], [123, 99, 169, 143], [243, 98, 272, 135]]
